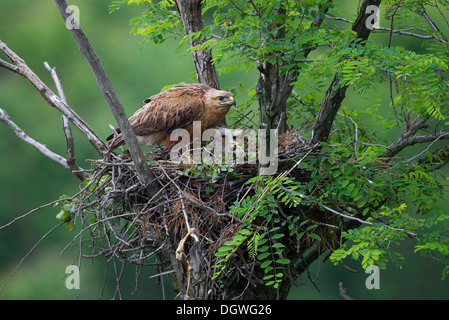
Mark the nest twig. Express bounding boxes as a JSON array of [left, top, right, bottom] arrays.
[[63, 127, 319, 298]]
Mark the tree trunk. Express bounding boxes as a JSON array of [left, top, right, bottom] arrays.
[[175, 0, 220, 89], [311, 0, 382, 142], [256, 5, 290, 137], [256, 62, 290, 136]]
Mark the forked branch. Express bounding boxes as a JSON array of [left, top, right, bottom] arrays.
[[0, 40, 107, 156], [44, 61, 86, 181], [54, 0, 156, 191], [0, 108, 71, 172]]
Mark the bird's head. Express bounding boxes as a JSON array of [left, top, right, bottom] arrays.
[[206, 89, 236, 109]]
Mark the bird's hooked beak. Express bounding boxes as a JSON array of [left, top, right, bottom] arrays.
[[225, 96, 236, 106]]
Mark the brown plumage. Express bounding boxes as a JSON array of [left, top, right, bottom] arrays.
[[107, 83, 236, 150]]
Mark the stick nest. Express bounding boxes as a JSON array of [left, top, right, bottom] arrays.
[[65, 129, 320, 298]]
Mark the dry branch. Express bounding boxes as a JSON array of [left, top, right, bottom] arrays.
[[54, 0, 156, 190], [383, 115, 430, 158], [0, 40, 107, 156], [0, 223, 64, 295], [44, 61, 86, 181], [0, 108, 70, 171]]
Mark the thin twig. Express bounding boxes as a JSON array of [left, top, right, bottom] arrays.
[[339, 281, 354, 300], [0, 108, 70, 170], [155, 161, 240, 222], [44, 61, 86, 181], [404, 132, 449, 164], [0, 223, 64, 295], [0, 40, 107, 155]]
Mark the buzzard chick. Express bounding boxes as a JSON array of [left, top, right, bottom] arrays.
[[107, 83, 236, 150]]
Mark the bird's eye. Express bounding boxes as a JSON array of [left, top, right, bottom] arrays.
[[218, 96, 224, 101]]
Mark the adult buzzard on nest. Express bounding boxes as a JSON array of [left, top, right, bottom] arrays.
[[107, 83, 236, 150]]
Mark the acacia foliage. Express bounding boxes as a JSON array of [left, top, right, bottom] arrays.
[[109, 0, 449, 284]]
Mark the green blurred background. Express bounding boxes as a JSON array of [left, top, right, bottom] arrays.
[[0, 0, 448, 299]]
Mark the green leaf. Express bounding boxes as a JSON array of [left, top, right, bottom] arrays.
[[219, 245, 234, 251], [261, 260, 272, 269], [309, 233, 321, 241], [258, 252, 271, 260], [56, 210, 71, 223], [215, 251, 231, 257], [239, 228, 252, 235], [263, 274, 274, 281], [276, 258, 291, 265], [347, 183, 355, 193]]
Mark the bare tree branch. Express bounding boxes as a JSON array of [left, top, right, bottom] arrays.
[[403, 132, 449, 164], [0, 222, 64, 295], [327, 15, 442, 41], [383, 115, 430, 158], [419, 8, 448, 44], [54, 0, 156, 190], [0, 107, 70, 171], [339, 282, 354, 300], [373, 26, 440, 40], [44, 61, 86, 181], [0, 40, 107, 156], [418, 145, 449, 170]]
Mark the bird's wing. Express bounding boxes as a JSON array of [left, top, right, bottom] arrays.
[[107, 84, 208, 149], [130, 89, 205, 136]]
